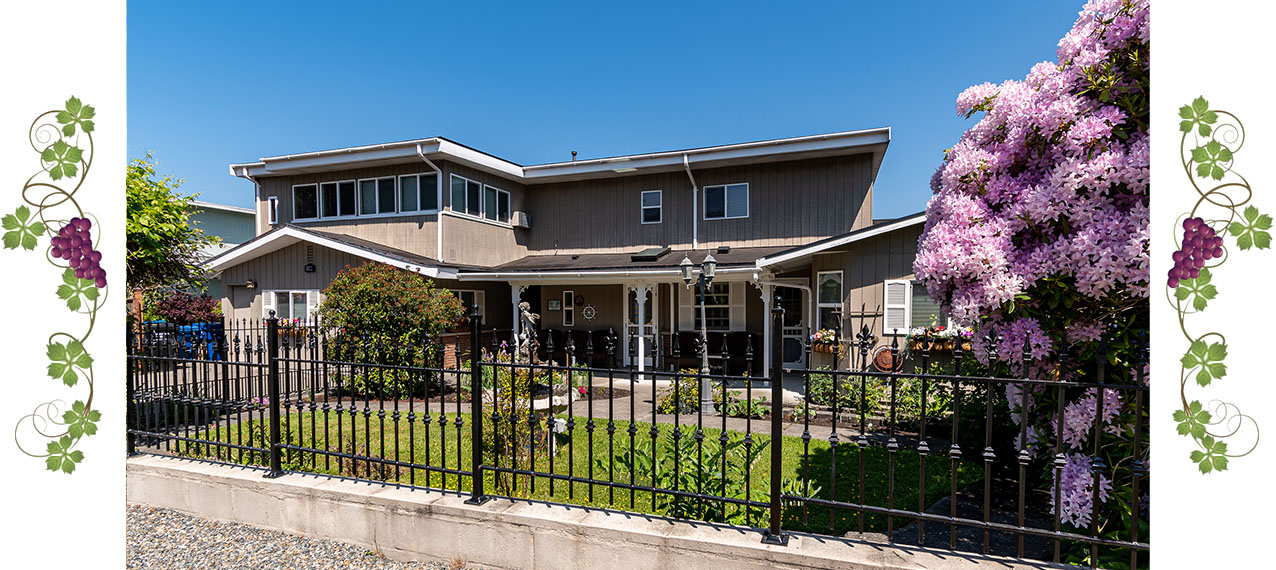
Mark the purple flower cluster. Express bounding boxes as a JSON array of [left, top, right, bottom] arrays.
[[1054, 452, 1113, 527], [915, 0, 1150, 326]]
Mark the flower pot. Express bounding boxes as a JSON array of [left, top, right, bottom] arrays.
[[812, 343, 837, 354]]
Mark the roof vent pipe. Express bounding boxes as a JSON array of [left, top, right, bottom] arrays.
[[572, 151, 577, 162], [683, 153, 699, 250]]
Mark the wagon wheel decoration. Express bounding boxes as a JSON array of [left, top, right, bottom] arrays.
[[8, 97, 107, 474], [581, 304, 596, 320], [1169, 96, 1261, 473]]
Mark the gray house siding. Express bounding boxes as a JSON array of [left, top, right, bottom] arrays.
[[810, 223, 922, 341], [522, 154, 875, 254]]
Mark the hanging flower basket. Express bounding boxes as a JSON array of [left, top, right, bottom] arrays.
[[908, 338, 973, 352], [812, 343, 838, 354]]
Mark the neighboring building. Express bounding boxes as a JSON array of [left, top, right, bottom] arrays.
[[190, 200, 255, 298], [206, 129, 943, 373]]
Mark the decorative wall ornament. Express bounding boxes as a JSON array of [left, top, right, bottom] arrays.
[[8, 97, 106, 474], [582, 304, 597, 320], [1170, 96, 1261, 473]]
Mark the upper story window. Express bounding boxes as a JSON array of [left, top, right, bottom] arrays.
[[450, 174, 510, 224], [703, 183, 749, 220], [292, 185, 318, 220], [267, 196, 279, 225], [399, 173, 439, 213], [359, 177, 396, 215], [641, 190, 662, 224], [295, 175, 434, 223]]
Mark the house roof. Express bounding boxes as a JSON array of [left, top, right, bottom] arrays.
[[190, 200, 255, 215], [203, 224, 464, 279], [229, 128, 891, 185], [755, 212, 927, 270]]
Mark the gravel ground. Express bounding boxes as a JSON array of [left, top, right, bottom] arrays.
[[127, 504, 469, 570]]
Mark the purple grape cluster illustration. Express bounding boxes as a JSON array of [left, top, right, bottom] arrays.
[[51, 217, 106, 288], [1171, 96, 1264, 474], [1167, 217, 1223, 288], [6, 96, 104, 475]]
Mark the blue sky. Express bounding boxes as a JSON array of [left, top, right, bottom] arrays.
[[128, 1, 1081, 218]]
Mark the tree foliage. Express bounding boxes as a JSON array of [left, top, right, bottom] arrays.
[[125, 153, 218, 291], [317, 261, 464, 344]]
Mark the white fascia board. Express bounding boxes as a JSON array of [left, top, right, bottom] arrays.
[[203, 226, 442, 278], [434, 139, 526, 179], [522, 128, 891, 181], [455, 266, 757, 285], [190, 200, 255, 214], [229, 139, 526, 181], [755, 213, 926, 269]]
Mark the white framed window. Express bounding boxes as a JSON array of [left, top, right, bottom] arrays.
[[483, 184, 511, 223], [399, 173, 439, 213], [693, 283, 731, 330], [562, 290, 575, 327], [883, 279, 912, 335], [703, 183, 748, 220], [452, 289, 486, 317], [817, 271, 843, 332], [261, 289, 321, 324], [910, 279, 953, 329], [641, 190, 662, 224], [320, 180, 358, 218], [359, 177, 396, 215], [267, 196, 279, 225], [292, 184, 319, 220]]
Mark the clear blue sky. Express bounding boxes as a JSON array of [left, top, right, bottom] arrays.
[[128, 1, 1081, 218]]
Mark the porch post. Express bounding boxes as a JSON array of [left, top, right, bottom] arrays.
[[632, 284, 651, 377], [510, 284, 526, 340], [759, 283, 774, 377]]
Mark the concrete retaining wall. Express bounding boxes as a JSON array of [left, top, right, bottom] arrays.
[[126, 455, 1059, 570]]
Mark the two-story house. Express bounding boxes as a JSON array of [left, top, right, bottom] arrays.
[[206, 129, 939, 374]]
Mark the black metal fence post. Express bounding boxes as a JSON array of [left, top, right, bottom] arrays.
[[762, 295, 788, 546], [126, 322, 136, 456], [465, 304, 491, 505], [264, 312, 284, 478]]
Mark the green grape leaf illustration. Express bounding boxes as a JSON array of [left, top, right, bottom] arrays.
[[1190, 435, 1229, 474], [1173, 400, 1212, 439], [40, 139, 83, 181], [1180, 339, 1227, 387], [1, 205, 46, 250], [1179, 96, 1219, 137], [44, 436, 84, 474], [61, 401, 100, 440], [1191, 139, 1232, 181], [55, 96, 96, 137], [56, 268, 99, 311], [1228, 205, 1273, 251], [1173, 267, 1218, 311], [46, 340, 93, 387]]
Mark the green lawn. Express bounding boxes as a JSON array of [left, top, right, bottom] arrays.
[[174, 407, 981, 536]]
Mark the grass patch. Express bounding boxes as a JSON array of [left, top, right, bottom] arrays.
[[173, 408, 980, 535]]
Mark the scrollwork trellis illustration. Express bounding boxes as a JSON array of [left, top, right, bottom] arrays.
[[1170, 96, 1262, 473], [8, 96, 106, 474]]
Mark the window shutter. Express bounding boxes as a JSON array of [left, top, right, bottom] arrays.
[[728, 282, 746, 331], [261, 290, 276, 319], [883, 280, 911, 335], [678, 284, 693, 331], [306, 291, 322, 325]]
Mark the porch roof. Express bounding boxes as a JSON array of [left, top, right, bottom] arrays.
[[455, 245, 789, 282], [201, 224, 475, 278]]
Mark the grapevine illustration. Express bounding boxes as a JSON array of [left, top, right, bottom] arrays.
[[1170, 96, 1261, 473], [8, 97, 106, 474]]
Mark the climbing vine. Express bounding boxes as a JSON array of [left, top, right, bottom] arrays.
[[8, 96, 106, 474], [1169, 96, 1261, 473]]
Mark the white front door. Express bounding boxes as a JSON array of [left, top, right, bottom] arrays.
[[624, 286, 656, 367], [777, 285, 807, 367]]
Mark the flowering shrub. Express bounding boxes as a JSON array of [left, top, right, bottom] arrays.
[[913, 1, 1148, 564], [152, 291, 221, 324]]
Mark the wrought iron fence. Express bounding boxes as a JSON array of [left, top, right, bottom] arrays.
[[126, 301, 1148, 569]]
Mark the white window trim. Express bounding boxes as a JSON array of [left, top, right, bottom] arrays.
[[267, 195, 279, 225], [449, 174, 514, 226], [263, 289, 321, 324], [286, 176, 444, 224], [563, 290, 575, 327], [290, 186, 319, 224], [317, 179, 359, 219], [883, 279, 912, 336], [693, 282, 732, 331], [703, 182, 749, 220], [357, 176, 398, 216], [816, 270, 844, 332], [452, 289, 487, 317], [909, 279, 956, 330], [397, 173, 440, 214], [640, 190, 662, 224]]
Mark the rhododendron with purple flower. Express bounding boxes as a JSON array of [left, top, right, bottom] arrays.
[[913, 0, 1148, 564]]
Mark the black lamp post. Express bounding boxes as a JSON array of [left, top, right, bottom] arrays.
[[680, 252, 718, 414]]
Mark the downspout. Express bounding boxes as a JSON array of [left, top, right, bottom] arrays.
[[416, 144, 445, 263], [683, 153, 698, 250]]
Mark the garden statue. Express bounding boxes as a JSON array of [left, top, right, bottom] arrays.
[[516, 300, 540, 363]]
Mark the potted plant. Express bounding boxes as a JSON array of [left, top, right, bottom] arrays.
[[907, 324, 974, 352], [810, 329, 839, 354]]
